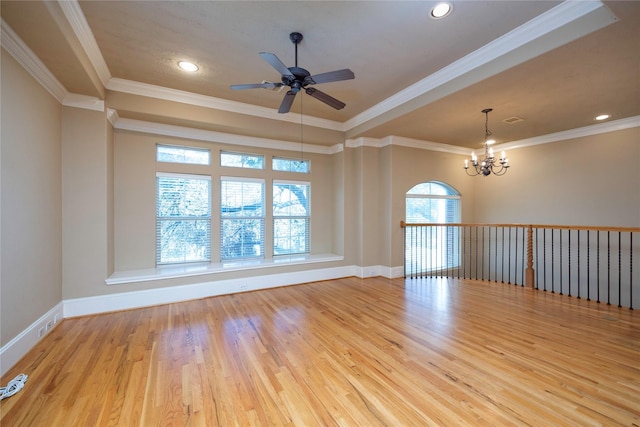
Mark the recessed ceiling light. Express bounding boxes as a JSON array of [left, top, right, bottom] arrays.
[[431, 2, 452, 19], [594, 114, 610, 121], [178, 61, 199, 72]]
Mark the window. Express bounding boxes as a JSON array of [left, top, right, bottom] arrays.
[[157, 144, 210, 165], [220, 177, 265, 260], [221, 151, 264, 169], [273, 181, 310, 255], [273, 157, 310, 173], [156, 173, 211, 264], [406, 181, 460, 273]]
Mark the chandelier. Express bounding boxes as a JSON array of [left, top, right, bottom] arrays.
[[464, 108, 509, 176]]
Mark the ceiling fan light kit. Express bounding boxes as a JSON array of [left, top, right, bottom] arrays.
[[231, 32, 355, 114]]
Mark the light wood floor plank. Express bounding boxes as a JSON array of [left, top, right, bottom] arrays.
[[1, 277, 639, 426]]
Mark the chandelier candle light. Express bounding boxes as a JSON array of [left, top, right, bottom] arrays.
[[464, 108, 509, 176]]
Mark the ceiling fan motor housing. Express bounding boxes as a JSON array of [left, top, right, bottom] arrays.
[[283, 66, 312, 91]]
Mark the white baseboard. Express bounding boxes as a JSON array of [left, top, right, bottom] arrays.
[[64, 265, 358, 318], [355, 265, 405, 279], [1, 264, 405, 375], [0, 302, 64, 377]]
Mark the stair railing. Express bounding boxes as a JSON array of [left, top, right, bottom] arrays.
[[401, 222, 639, 309]]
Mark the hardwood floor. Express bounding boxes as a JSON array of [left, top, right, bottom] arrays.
[[1, 277, 639, 426]]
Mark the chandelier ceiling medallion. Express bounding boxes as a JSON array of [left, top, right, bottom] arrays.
[[464, 108, 509, 176]]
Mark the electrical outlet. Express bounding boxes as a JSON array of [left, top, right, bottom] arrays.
[[45, 320, 53, 331], [38, 327, 45, 338], [54, 314, 60, 324]]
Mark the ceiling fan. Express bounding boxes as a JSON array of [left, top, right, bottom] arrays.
[[230, 32, 355, 114]]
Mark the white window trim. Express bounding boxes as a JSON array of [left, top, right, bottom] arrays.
[[273, 179, 311, 186], [105, 253, 344, 285], [273, 180, 311, 256], [220, 175, 264, 183], [156, 172, 212, 265], [220, 176, 266, 261], [157, 171, 212, 181], [156, 144, 211, 165]]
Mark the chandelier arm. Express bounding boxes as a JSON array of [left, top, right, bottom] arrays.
[[465, 168, 480, 176]]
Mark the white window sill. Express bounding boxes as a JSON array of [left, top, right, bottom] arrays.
[[105, 253, 344, 285]]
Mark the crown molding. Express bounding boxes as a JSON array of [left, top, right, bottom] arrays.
[[113, 117, 339, 155], [1, 18, 68, 103], [344, 1, 615, 133], [106, 78, 344, 132], [345, 137, 384, 149], [62, 93, 105, 111], [346, 116, 640, 155], [58, 0, 111, 86], [386, 136, 471, 155], [498, 116, 640, 151], [106, 108, 119, 125]]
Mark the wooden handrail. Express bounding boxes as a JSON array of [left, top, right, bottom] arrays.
[[400, 221, 640, 233]]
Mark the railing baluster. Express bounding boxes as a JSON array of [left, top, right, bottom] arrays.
[[551, 229, 555, 293], [597, 231, 601, 303], [618, 231, 622, 308], [558, 229, 562, 294], [496, 226, 500, 282], [487, 227, 491, 282], [414, 225, 418, 278], [420, 225, 423, 278], [404, 224, 407, 278], [449, 225, 451, 279], [520, 228, 538, 286], [587, 230, 591, 301], [577, 229, 581, 299], [535, 228, 540, 290], [543, 228, 547, 291], [501, 227, 505, 283], [630, 233, 634, 310], [608, 231, 611, 305], [508, 227, 512, 284], [480, 225, 483, 281], [560, 229, 571, 296], [475, 227, 479, 280], [462, 226, 466, 279]]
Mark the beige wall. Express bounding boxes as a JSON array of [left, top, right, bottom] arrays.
[[112, 131, 339, 269], [471, 128, 640, 227], [1, 49, 62, 347], [61, 107, 113, 299]]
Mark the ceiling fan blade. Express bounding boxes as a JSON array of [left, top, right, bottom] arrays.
[[304, 87, 346, 110], [230, 82, 283, 90], [259, 52, 294, 78], [278, 91, 297, 114], [306, 69, 355, 85]]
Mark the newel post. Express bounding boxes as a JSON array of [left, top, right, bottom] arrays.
[[525, 225, 535, 288]]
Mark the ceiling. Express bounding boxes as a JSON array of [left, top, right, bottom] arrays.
[[1, 1, 638, 149]]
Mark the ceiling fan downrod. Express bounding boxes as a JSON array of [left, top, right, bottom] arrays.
[[289, 32, 303, 67]]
